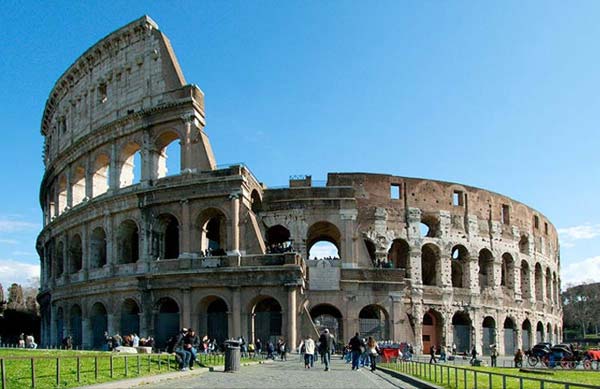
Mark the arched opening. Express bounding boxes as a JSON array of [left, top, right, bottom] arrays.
[[364, 239, 376, 263], [358, 305, 389, 340], [519, 235, 529, 254], [198, 209, 227, 256], [158, 214, 179, 259], [552, 272, 558, 303], [57, 175, 67, 215], [117, 220, 139, 264], [536, 321, 544, 344], [55, 241, 64, 276], [90, 302, 108, 349], [521, 261, 531, 299], [388, 239, 409, 269], [265, 225, 293, 254], [70, 305, 82, 348], [204, 298, 229, 345], [68, 234, 82, 274], [501, 253, 515, 289], [554, 324, 559, 344], [420, 214, 439, 238], [451, 245, 469, 288], [422, 310, 443, 354], [252, 297, 282, 344], [92, 153, 110, 197], [90, 227, 107, 268], [421, 243, 440, 286], [482, 316, 496, 355], [156, 131, 181, 178], [155, 298, 180, 350], [546, 323, 552, 343], [71, 166, 86, 206], [503, 317, 516, 355], [307, 221, 341, 260], [478, 249, 494, 289], [56, 307, 64, 345], [522, 319, 532, 350], [310, 304, 343, 342], [534, 263, 543, 301], [452, 311, 472, 353], [545, 268, 552, 302], [120, 299, 140, 337], [251, 190, 262, 213], [119, 143, 142, 187]]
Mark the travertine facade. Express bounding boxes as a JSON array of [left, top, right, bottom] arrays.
[[37, 16, 561, 354]]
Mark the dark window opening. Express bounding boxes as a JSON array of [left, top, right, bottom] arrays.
[[502, 204, 510, 225], [98, 83, 107, 104], [534, 215, 539, 229]]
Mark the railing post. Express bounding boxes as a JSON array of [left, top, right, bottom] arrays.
[[110, 355, 114, 378], [474, 370, 478, 389], [502, 375, 506, 389], [95, 356, 99, 380], [519, 377, 523, 389], [1, 359, 6, 389], [464, 368, 467, 389], [455, 366, 458, 389], [56, 358, 60, 386], [540, 380, 544, 389], [148, 355, 151, 373], [158, 355, 161, 371], [77, 356, 81, 383], [31, 358, 36, 388], [125, 356, 129, 377], [137, 355, 141, 375]]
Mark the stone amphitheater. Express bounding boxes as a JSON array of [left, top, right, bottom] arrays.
[[36, 16, 562, 355]]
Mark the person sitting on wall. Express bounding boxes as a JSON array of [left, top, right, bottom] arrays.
[[174, 328, 192, 371]]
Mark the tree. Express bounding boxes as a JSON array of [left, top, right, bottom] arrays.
[[562, 282, 600, 339], [7, 283, 24, 311]]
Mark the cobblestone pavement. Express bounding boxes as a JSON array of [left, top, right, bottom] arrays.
[[142, 355, 420, 388]]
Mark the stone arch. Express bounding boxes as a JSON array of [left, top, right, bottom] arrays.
[[501, 253, 515, 289], [197, 295, 229, 344], [478, 248, 494, 289], [70, 304, 83, 348], [546, 322, 552, 343], [536, 321, 544, 344], [154, 297, 180, 350], [197, 208, 227, 255], [520, 260, 531, 299], [452, 311, 472, 353], [55, 241, 65, 276], [310, 304, 343, 342], [503, 317, 517, 355], [421, 243, 441, 286], [422, 309, 443, 353], [519, 235, 529, 255], [265, 224, 292, 253], [364, 238, 376, 263], [522, 319, 532, 350], [420, 213, 440, 238], [358, 304, 389, 340], [155, 130, 181, 178], [451, 245, 469, 288], [117, 220, 139, 264], [554, 324, 559, 344], [307, 221, 341, 259], [57, 174, 67, 215], [92, 152, 110, 196], [157, 213, 179, 259], [388, 239, 409, 269], [90, 227, 107, 268], [55, 307, 64, 345], [68, 234, 82, 273], [120, 298, 140, 337], [250, 190, 262, 213], [534, 263, 543, 301], [552, 271, 558, 303], [90, 302, 108, 349], [482, 316, 496, 355], [71, 165, 86, 206], [250, 296, 282, 344], [119, 142, 142, 187], [545, 267, 552, 302]]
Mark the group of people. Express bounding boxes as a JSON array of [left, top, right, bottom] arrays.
[[103, 332, 154, 351], [166, 328, 202, 371], [298, 329, 336, 370], [346, 333, 380, 371], [17, 333, 37, 349]]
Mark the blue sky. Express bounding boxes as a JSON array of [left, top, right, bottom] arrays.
[[1, 0, 599, 288]]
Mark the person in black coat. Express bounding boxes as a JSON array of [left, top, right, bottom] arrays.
[[349, 333, 365, 371]]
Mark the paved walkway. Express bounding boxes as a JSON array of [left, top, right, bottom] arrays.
[[142, 355, 421, 388]]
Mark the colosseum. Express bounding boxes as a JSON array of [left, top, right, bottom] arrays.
[[37, 16, 562, 356]]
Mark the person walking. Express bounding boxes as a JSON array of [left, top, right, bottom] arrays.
[[429, 345, 437, 364], [366, 337, 379, 371], [470, 346, 478, 365], [279, 338, 287, 361], [349, 333, 364, 371], [319, 329, 334, 371], [300, 335, 316, 368], [440, 345, 447, 362], [490, 344, 498, 367]]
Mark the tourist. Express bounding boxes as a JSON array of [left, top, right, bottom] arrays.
[[103, 331, 112, 351], [279, 338, 287, 361], [248, 341, 255, 358], [18, 333, 25, 348], [132, 333, 140, 347], [349, 333, 364, 371], [366, 336, 379, 371], [25, 334, 37, 349], [184, 329, 200, 369], [470, 346, 478, 365], [440, 345, 447, 362], [300, 335, 316, 368], [429, 345, 437, 364], [319, 329, 334, 371], [174, 328, 192, 371], [113, 333, 123, 348], [452, 343, 457, 355], [239, 336, 248, 358], [255, 338, 262, 356], [267, 341, 275, 359], [490, 344, 498, 367], [514, 348, 523, 368]]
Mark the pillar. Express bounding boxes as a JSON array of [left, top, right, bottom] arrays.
[[85, 154, 93, 199], [229, 192, 240, 255], [181, 116, 193, 173], [82, 318, 91, 349], [180, 199, 191, 255], [182, 288, 192, 329], [232, 288, 241, 337], [287, 287, 297, 349], [66, 165, 73, 208], [109, 142, 119, 190], [107, 314, 116, 335]]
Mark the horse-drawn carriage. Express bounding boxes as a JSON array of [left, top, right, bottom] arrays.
[[525, 342, 597, 369]]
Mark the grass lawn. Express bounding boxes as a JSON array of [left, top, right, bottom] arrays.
[[380, 361, 600, 389], [0, 349, 181, 388]]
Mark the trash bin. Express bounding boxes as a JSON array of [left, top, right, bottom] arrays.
[[224, 340, 241, 372]]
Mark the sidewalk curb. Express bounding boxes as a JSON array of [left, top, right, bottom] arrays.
[[76, 367, 210, 389], [377, 366, 445, 389]]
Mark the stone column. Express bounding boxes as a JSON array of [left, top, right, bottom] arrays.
[[180, 199, 191, 256], [232, 288, 241, 338], [50, 306, 57, 346], [182, 288, 192, 329], [107, 314, 116, 335], [66, 164, 73, 208], [389, 293, 403, 341], [229, 192, 241, 255], [85, 155, 93, 199], [109, 142, 119, 190], [287, 287, 297, 349], [339, 209, 357, 264], [514, 262, 522, 301], [104, 212, 115, 266], [82, 318, 91, 349], [181, 116, 193, 173]]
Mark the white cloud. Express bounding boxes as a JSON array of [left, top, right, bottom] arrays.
[[0, 259, 40, 288], [0, 239, 19, 245], [557, 224, 600, 248], [561, 256, 600, 286], [11, 251, 38, 258], [0, 218, 39, 232]]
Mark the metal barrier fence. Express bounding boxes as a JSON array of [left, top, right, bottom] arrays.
[[384, 359, 600, 389]]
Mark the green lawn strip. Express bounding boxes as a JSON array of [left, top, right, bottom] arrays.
[[380, 363, 600, 389], [1, 350, 180, 388]]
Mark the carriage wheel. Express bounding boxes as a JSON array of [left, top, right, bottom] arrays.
[[560, 358, 574, 369], [541, 356, 549, 367], [528, 355, 539, 367], [583, 360, 592, 370]]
